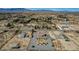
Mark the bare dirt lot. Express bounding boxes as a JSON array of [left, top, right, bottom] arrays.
[[0, 12, 79, 51]]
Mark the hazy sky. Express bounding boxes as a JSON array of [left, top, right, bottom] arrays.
[[29, 8, 79, 11]]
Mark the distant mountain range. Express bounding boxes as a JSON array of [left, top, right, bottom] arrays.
[[0, 8, 79, 12], [0, 8, 30, 12]]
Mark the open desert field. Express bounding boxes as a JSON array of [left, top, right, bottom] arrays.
[[0, 9, 79, 51]]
